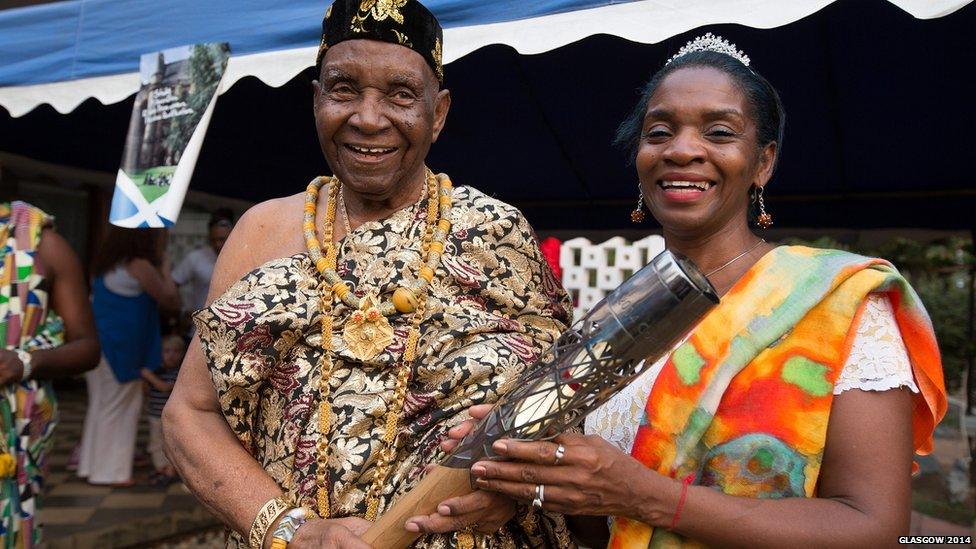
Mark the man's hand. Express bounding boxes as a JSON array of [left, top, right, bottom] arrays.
[[289, 517, 372, 549], [439, 404, 492, 453], [403, 404, 517, 535], [0, 350, 25, 386], [404, 490, 516, 535]]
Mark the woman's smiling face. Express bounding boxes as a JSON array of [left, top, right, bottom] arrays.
[[636, 66, 775, 238]]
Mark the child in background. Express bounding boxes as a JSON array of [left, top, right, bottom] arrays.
[[141, 334, 183, 485]]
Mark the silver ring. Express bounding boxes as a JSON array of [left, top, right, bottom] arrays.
[[554, 444, 566, 465]]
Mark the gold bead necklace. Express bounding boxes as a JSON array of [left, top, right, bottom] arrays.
[[302, 168, 453, 520]]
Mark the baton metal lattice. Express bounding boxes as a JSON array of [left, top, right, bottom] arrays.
[[444, 250, 719, 469]]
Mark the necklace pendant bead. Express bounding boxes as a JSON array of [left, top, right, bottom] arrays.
[[392, 287, 419, 313], [315, 258, 331, 274], [332, 281, 351, 299], [342, 296, 394, 361]]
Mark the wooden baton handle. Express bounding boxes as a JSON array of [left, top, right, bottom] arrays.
[[361, 465, 473, 549]]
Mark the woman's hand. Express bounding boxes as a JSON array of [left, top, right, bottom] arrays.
[[404, 489, 516, 535], [288, 517, 372, 548], [0, 350, 25, 386], [470, 433, 674, 522], [440, 404, 671, 523]]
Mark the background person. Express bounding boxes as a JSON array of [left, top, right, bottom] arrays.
[[78, 225, 180, 486], [172, 208, 234, 317], [415, 36, 947, 548], [142, 334, 184, 485], [0, 200, 101, 547]]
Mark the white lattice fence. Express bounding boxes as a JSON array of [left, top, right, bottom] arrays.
[[559, 234, 666, 319]]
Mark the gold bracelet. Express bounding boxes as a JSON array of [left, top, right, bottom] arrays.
[[249, 496, 291, 549]]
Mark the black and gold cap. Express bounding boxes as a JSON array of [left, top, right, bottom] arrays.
[[316, 0, 444, 83]]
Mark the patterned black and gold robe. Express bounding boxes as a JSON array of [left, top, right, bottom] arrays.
[[195, 185, 577, 548]]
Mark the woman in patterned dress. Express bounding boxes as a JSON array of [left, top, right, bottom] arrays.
[[0, 201, 100, 548], [422, 39, 947, 547]]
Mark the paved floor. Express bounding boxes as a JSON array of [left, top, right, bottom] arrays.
[[39, 380, 218, 548], [909, 511, 972, 537]]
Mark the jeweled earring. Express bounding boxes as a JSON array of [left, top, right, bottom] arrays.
[[755, 186, 773, 229], [631, 189, 646, 224]]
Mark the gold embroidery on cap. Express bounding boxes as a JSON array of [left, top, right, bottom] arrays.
[[432, 37, 443, 81], [317, 36, 329, 66], [352, 0, 409, 32], [392, 29, 413, 47]]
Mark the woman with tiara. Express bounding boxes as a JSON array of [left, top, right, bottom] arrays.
[[409, 34, 946, 547]]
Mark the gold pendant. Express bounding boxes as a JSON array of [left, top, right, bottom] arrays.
[[342, 295, 394, 361]]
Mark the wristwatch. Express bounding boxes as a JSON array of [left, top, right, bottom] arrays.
[[270, 507, 308, 549], [14, 349, 32, 381]]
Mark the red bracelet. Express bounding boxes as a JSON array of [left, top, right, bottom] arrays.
[[668, 473, 696, 531]]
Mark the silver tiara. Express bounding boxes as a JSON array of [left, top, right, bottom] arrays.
[[666, 33, 751, 67]]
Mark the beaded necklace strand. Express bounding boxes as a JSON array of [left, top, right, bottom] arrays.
[[302, 168, 453, 520]]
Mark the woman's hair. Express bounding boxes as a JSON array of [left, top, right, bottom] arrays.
[[614, 50, 786, 172], [91, 225, 166, 276]]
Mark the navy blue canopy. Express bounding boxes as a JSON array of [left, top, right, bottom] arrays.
[[1, 0, 974, 230]]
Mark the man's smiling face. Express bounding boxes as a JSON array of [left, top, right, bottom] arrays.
[[313, 39, 450, 201]]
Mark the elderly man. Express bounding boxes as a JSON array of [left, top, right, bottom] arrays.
[[162, 1, 575, 547]]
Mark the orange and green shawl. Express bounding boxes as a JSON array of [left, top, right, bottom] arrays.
[[609, 246, 946, 548]]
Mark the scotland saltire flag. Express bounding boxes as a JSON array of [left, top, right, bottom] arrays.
[[110, 43, 229, 228]]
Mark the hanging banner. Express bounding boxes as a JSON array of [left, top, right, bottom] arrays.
[[110, 43, 229, 228]]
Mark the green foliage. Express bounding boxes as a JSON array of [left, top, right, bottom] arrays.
[[784, 236, 975, 391], [163, 44, 229, 165], [186, 43, 228, 113]]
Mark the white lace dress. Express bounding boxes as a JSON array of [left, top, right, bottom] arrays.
[[585, 294, 919, 453]]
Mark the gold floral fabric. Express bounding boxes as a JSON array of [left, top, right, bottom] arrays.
[[195, 185, 576, 548]]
